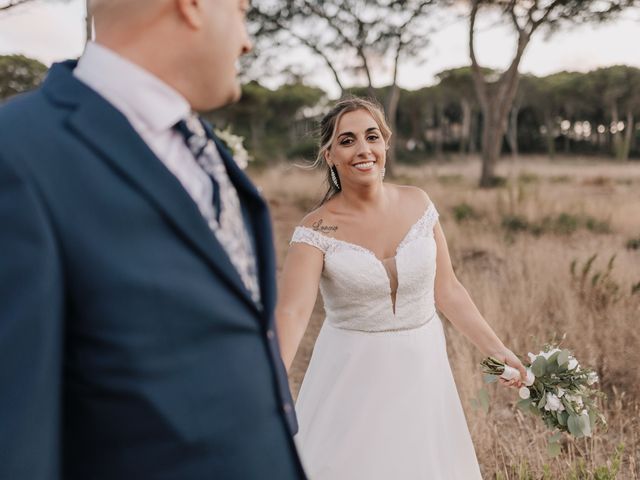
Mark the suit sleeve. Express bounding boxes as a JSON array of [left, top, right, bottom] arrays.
[[0, 154, 64, 478]]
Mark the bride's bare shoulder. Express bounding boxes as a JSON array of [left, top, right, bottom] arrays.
[[388, 184, 432, 211]]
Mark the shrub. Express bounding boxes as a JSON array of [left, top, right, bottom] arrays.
[[626, 237, 640, 250], [452, 203, 478, 223], [518, 172, 540, 184], [437, 174, 463, 185], [501, 214, 529, 233], [584, 216, 611, 234]]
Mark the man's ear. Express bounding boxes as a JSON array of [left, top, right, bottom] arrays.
[[176, 0, 203, 29]]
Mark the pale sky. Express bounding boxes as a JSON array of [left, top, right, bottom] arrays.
[[1, 0, 639, 96]]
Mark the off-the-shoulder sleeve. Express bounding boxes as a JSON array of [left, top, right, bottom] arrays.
[[290, 226, 331, 254], [424, 203, 439, 233]]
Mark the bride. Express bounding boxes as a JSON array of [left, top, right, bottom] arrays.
[[276, 97, 526, 479]]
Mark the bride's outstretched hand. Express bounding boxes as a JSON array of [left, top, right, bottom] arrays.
[[491, 348, 527, 388]]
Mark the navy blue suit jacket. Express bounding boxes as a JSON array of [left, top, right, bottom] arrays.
[[0, 61, 304, 479]]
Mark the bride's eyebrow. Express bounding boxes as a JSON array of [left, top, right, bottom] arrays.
[[337, 127, 380, 138]]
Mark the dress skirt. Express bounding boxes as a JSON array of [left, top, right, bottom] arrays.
[[294, 316, 483, 480]]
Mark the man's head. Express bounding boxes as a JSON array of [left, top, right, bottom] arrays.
[[89, 0, 252, 111]]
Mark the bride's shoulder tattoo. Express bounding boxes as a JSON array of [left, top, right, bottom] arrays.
[[312, 218, 338, 233]]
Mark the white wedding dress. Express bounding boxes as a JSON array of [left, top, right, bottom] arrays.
[[290, 203, 482, 479]]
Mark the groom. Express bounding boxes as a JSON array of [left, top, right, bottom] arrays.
[[0, 0, 305, 478]]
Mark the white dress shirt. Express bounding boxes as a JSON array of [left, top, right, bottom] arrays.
[[74, 42, 219, 224]]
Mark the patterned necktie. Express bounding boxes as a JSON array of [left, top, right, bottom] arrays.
[[175, 114, 261, 306]]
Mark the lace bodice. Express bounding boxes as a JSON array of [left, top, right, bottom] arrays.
[[291, 203, 439, 332]]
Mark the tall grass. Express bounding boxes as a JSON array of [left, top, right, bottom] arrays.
[[254, 157, 640, 479]]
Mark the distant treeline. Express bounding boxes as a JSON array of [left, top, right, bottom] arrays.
[[2, 55, 638, 164], [209, 66, 640, 164]]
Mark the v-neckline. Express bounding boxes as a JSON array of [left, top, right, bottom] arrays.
[[299, 202, 434, 264]]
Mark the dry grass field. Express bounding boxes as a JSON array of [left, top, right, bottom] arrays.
[[252, 156, 640, 479]]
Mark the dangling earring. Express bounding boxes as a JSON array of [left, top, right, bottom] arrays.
[[330, 165, 341, 190], [381, 167, 386, 180]]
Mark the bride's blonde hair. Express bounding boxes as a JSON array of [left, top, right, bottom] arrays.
[[316, 96, 392, 204]]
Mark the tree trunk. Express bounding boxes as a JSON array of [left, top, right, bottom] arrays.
[[434, 106, 444, 159], [479, 102, 505, 187], [385, 83, 400, 177], [85, 0, 92, 43], [507, 104, 519, 158], [622, 110, 634, 161], [459, 99, 471, 157], [544, 113, 555, 159], [468, 110, 478, 155], [611, 102, 624, 159]]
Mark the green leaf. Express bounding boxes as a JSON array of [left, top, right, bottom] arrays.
[[567, 415, 583, 437], [517, 399, 532, 413], [531, 356, 547, 377], [557, 350, 570, 366], [546, 361, 558, 374], [537, 394, 547, 410], [549, 432, 563, 444], [483, 374, 498, 384], [547, 350, 560, 365], [547, 441, 562, 457], [558, 411, 569, 427]]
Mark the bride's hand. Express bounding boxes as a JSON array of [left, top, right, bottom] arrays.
[[491, 348, 527, 388]]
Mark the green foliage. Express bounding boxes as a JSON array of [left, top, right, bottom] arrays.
[[452, 203, 478, 223], [550, 175, 571, 184], [502, 215, 530, 233], [436, 174, 464, 185], [626, 237, 640, 250], [286, 139, 317, 161], [518, 172, 540, 184], [485, 175, 508, 188], [0, 55, 47, 100], [502, 213, 610, 236], [207, 80, 325, 164]]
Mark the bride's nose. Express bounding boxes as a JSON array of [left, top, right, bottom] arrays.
[[355, 137, 372, 157]]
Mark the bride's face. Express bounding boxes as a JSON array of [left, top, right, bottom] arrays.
[[326, 109, 387, 190]]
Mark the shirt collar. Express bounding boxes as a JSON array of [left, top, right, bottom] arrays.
[[74, 42, 191, 132]]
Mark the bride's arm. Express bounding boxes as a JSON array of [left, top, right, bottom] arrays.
[[432, 221, 527, 383], [276, 243, 324, 372]]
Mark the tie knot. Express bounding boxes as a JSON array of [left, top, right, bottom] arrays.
[[175, 114, 208, 158]]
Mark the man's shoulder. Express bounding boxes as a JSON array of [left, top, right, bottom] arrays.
[[0, 87, 57, 135]]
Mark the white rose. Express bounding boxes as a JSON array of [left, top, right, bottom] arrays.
[[542, 348, 560, 359], [518, 387, 531, 399], [587, 372, 599, 385], [500, 366, 535, 386], [544, 393, 565, 412], [566, 394, 584, 408], [568, 357, 579, 370]]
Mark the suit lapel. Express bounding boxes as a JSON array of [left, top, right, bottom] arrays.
[[44, 63, 260, 313], [207, 127, 277, 319]]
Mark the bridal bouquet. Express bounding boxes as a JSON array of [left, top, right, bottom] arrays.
[[481, 345, 604, 443]]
